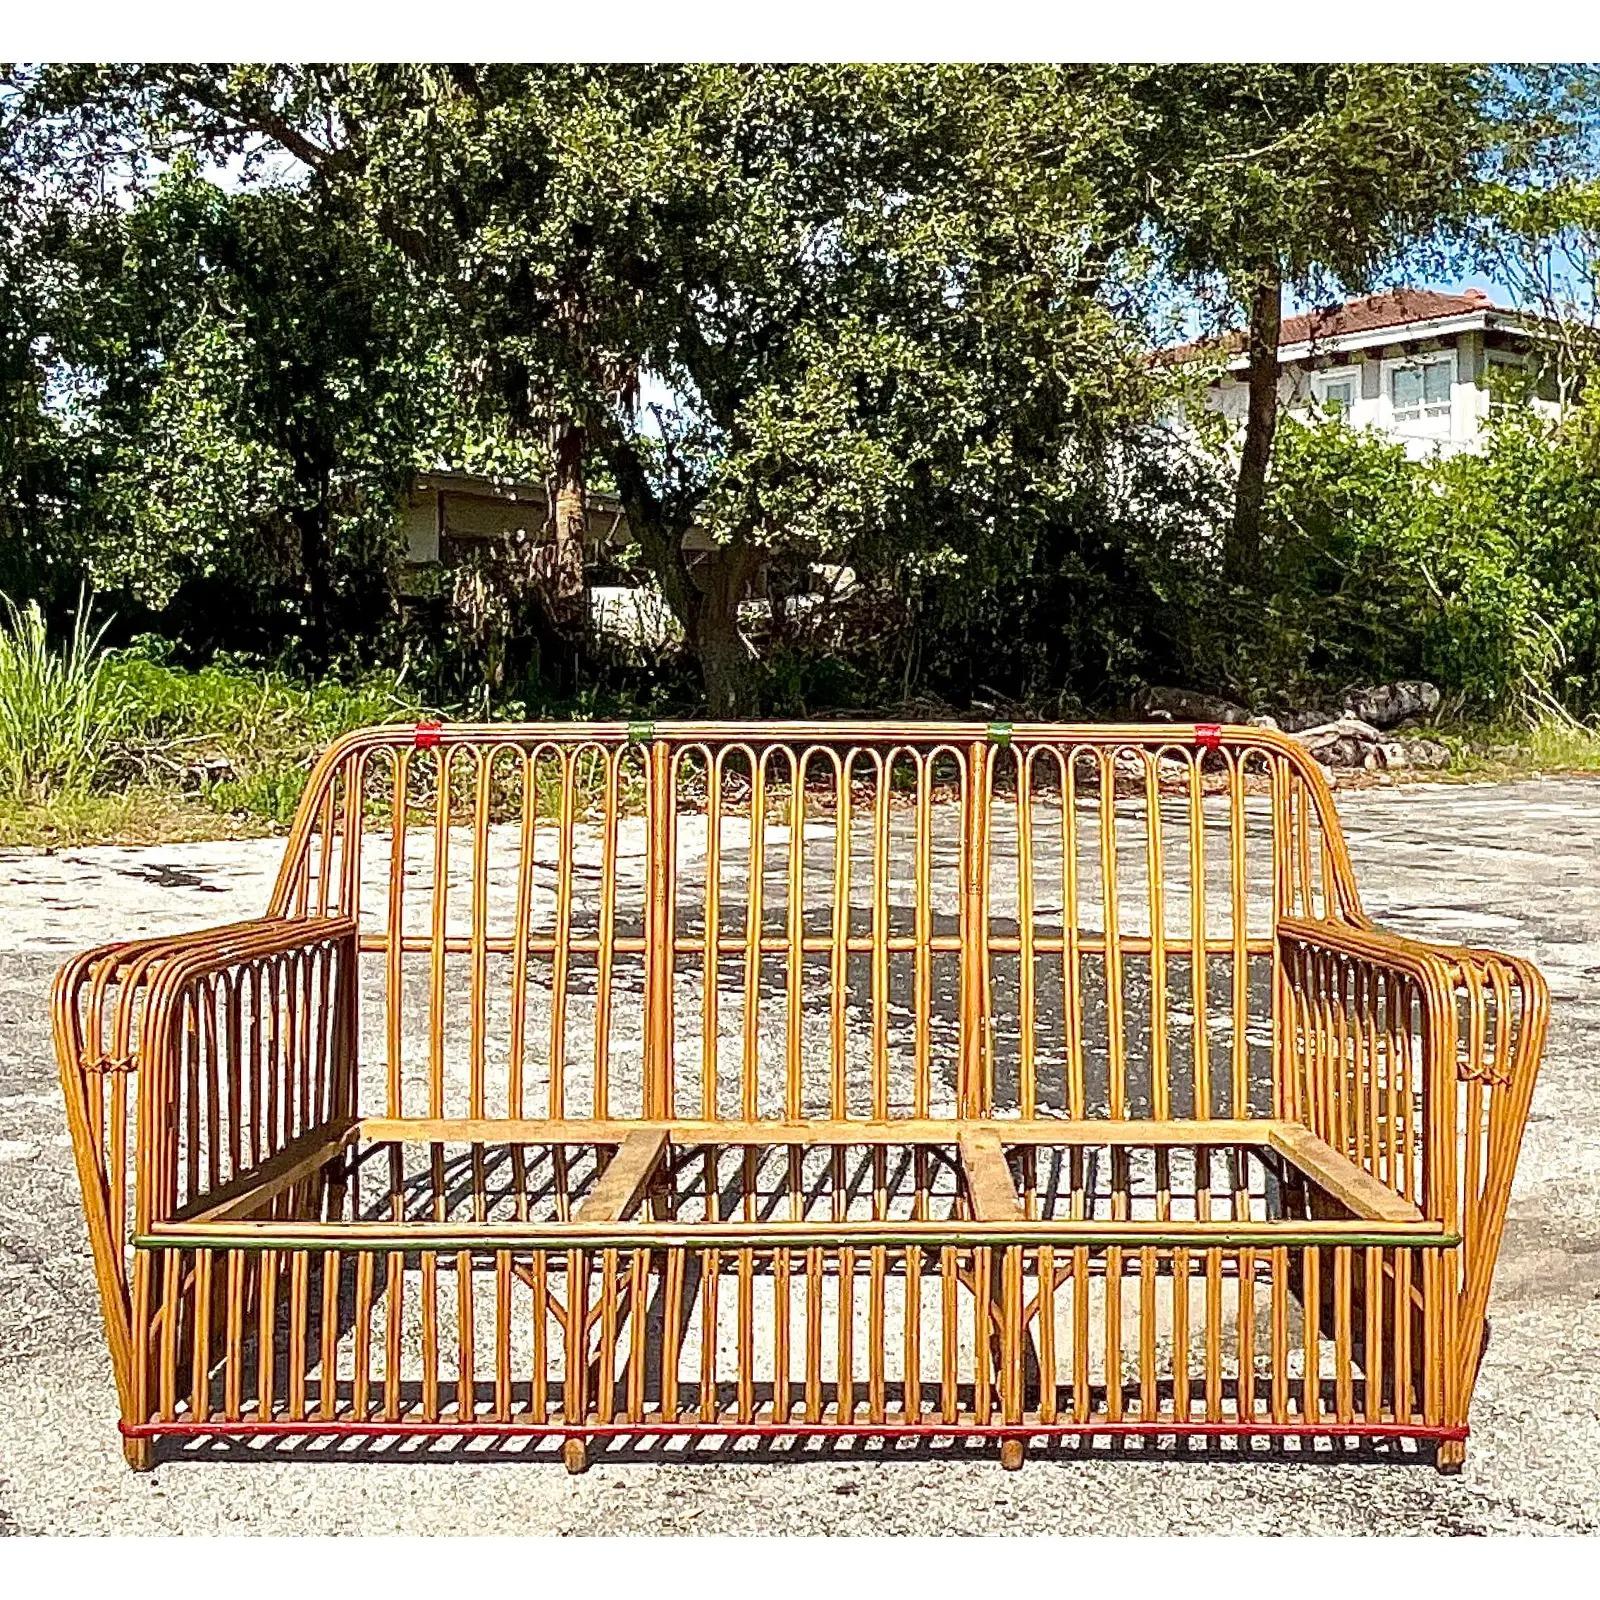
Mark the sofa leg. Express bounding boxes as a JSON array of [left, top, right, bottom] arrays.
[[563, 1437, 590, 1475], [999, 1437, 1026, 1471], [1436, 1438, 1467, 1475]]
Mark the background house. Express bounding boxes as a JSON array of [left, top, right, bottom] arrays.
[[1178, 288, 1562, 458], [396, 470, 827, 647], [397, 470, 706, 644], [400, 469, 632, 575]]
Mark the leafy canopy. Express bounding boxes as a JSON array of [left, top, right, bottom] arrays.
[[38, 64, 1177, 706]]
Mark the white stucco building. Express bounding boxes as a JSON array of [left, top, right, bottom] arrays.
[[1175, 288, 1561, 458]]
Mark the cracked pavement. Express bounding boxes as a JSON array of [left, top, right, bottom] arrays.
[[0, 775, 1595, 1535]]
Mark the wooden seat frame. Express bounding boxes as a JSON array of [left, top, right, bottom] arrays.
[[54, 721, 1548, 1473]]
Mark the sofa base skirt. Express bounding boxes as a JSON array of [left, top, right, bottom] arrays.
[[116, 1234, 1468, 1471], [109, 1124, 1472, 1471], [118, 1416, 1470, 1479]]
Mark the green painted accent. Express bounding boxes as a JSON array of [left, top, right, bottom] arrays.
[[986, 721, 1014, 746], [627, 719, 655, 744], [137, 1227, 1457, 1254]]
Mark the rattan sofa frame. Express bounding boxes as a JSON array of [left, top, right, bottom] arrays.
[[55, 721, 1548, 1473]]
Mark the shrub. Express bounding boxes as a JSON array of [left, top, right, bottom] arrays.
[[0, 591, 120, 801], [104, 644, 420, 820], [1419, 409, 1600, 714], [1173, 406, 1600, 719], [1164, 418, 1429, 706]]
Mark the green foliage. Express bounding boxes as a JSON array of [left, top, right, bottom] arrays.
[[3, 63, 1600, 733], [0, 79, 476, 672], [0, 590, 118, 800], [105, 644, 420, 822], [1421, 409, 1600, 710], [21, 64, 1179, 712], [899, 430, 1230, 713], [1446, 715, 1600, 776], [1174, 405, 1600, 717], [1194, 420, 1429, 700], [66, 164, 449, 670], [202, 766, 317, 828], [1102, 65, 1580, 584], [0, 590, 421, 830], [1119, 65, 1510, 301], [0, 121, 99, 607]]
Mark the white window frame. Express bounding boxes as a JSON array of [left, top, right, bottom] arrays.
[[1385, 353, 1455, 432], [1312, 366, 1359, 416]]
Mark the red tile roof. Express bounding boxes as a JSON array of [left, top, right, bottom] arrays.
[[1167, 288, 1499, 362]]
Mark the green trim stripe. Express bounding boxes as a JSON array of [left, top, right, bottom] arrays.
[[138, 1226, 1456, 1254], [986, 721, 1014, 746], [626, 719, 655, 744]]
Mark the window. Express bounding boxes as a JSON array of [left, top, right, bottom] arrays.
[[1315, 373, 1357, 414], [1391, 358, 1453, 425], [1486, 348, 1532, 412]]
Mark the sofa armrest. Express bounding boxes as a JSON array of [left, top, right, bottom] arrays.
[[1277, 914, 1549, 1375], [1278, 915, 1547, 1120], [1408, 936, 1548, 1348], [53, 915, 358, 1398], [1277, 915, 1454, 1210]]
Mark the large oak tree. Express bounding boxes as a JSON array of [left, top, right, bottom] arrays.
[[34, 64, 1161, 712]]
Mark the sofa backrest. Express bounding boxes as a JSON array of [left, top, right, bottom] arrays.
[[270, 722, 1358, 1126]]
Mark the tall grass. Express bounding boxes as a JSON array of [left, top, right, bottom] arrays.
[[1445, 714, 1600, 778], [0, 591, 119, 802], [0, 621, 426, 843], [105, 651, 419, 823]]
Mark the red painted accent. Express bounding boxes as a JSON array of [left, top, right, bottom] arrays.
[[1195, 723, 1222, 751], [413, 721, 443, 750], [121, 1417, 1466, 1444]]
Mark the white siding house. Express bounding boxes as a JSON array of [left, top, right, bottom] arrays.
[[1177, 289, 1560, 459], [397, 470, 631, 572], [393, 470, 772, 648]]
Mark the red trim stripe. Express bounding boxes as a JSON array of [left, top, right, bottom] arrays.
[[122, 1418, 1465, 1443]]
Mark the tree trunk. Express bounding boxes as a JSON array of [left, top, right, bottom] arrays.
[[545, 416, 588, 634], [598, 425, 760, 715], [688, 549, 759, 717], [291, 485, 336, 668], [1227, 260, 1283, 588]]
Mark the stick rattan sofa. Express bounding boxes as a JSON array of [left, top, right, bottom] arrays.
[[55, 721, 1548, 1472]]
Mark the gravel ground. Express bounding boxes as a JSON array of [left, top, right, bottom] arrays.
[[1, 776, 1596, 1535]]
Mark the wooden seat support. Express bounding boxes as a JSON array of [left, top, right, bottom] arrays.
[[958, 1129, 1025, 1222], [577, 1129, 669, 1223]]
